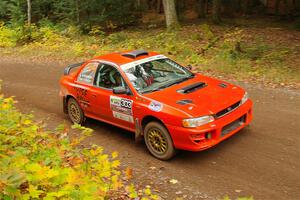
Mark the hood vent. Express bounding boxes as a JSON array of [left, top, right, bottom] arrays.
[[176, 99, 193, 105], [177, 82, 207, 94], [218, 82, 228, 88]]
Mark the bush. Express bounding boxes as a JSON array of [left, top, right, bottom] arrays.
[[0, 22, 20, 47], [0, 83, 158, 200]]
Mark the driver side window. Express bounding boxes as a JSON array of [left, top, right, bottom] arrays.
[[94, 64, 125, 89]]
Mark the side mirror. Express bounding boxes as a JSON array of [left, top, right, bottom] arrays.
[[186, 64, 193, 70], [113, 86, 131, 95]]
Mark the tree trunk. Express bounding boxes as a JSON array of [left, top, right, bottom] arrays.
[[162, 0, 179, 28], [136, 0, 148, 9], [241, 0, 251, 15], [275, 0, 281, 16], [212, 0, 221, 24], [156, 0, 162, 13], [198, 0, 207, 18], [27, 0, 31, 25], [75, 0, 80, 24]]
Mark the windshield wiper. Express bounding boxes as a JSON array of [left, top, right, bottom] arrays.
[[173, 75, 194, 84], [142, 88, 160, 94], [142, 82, 177, 94], [142, 75, 194, 94]]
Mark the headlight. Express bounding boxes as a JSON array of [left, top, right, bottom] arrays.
[[240, 92, 249, 105], [182, 115, 214, 128]]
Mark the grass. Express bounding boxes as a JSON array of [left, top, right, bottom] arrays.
[[0, 21, 299, 88]]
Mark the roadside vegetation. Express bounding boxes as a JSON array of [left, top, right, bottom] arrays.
[[0, 83, 159, 199], [0, 20, 299, 88], [0, 0, 299, 88]]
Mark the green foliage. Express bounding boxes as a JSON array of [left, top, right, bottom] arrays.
[[6, 0, 26, 25], [0, 86, 158, 199], [0, 0, 137, 30], [0, 22, 299, 85], [219, 29, 244, 60], [0, 22, 21, 47], [107, 32, 129, 44]]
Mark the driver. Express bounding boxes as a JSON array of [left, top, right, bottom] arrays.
[[141, 62, 154, 86], [109, 70, 123, 87]]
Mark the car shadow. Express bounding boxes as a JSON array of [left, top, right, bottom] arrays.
[[83, 118, 149, 152], [80, 117, 253, 163]]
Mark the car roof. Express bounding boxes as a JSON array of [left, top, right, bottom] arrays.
[[92, 50, 160, 66]]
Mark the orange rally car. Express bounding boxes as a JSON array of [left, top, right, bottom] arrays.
[[60, 50, 253, 160]]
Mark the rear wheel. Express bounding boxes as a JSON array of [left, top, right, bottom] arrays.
[[67, 97, 85, 125], [144, 122, 176, 160]]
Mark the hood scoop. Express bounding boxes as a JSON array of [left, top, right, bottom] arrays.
[[176, 99, 193, 105], [177, 82, 207, 94]]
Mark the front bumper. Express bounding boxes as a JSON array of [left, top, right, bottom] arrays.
[[166, 100, 253, 151]]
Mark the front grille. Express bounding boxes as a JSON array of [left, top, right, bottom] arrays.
[[215, 101, 241, 118], [221, 115, 246, 137]]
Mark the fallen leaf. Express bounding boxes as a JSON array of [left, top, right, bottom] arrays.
[[125, 167, 133, 180], [169, 179, 178, 184]]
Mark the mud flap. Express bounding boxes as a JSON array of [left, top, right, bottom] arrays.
[[135, 118, 143, 143], [63, 96, 68, 114]]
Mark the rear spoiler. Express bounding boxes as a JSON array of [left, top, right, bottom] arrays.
[[64, 62, 84, 75]]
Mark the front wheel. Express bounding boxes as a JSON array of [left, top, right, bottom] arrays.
[[144, 122, 176, 160], [67, 97, 85, 125]]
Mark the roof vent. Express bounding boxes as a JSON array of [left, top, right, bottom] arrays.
[[122, 50, 148, 59]]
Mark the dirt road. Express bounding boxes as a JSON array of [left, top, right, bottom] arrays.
[[1, 60, 299, 200]]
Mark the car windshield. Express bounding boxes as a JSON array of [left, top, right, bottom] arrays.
[[123, 58, 194, 94]]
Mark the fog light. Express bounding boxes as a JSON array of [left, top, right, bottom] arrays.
[[205, 132, 212, 139], [248, 109, 252, 115]]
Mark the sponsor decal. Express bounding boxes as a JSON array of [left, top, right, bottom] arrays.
[[112, 111, 134, 123], [110, 96, 133, 123], [120, 55, 167, 71], [75, 87, 89, 108], [148, 101, 163, 112]]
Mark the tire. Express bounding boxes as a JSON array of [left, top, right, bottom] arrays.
[[144, 121, 176, 160], [67, 97, 85, 125]]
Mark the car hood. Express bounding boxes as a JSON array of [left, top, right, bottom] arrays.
[[144, 73, 245, 117]]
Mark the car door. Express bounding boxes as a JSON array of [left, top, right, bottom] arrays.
[[73, 62, 99, 116], [89, 63, 135, 131]]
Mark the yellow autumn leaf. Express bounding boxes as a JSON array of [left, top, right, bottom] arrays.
[[144, 187, 151, 196], [28, 185, 43, 198], [66, 169, 79, 184], [46, 168, 59, 179], [111, 160, 120, 168], [25, 163, 42, 173], [111, 151, 118, 159], [23, 119, 32, 125]]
